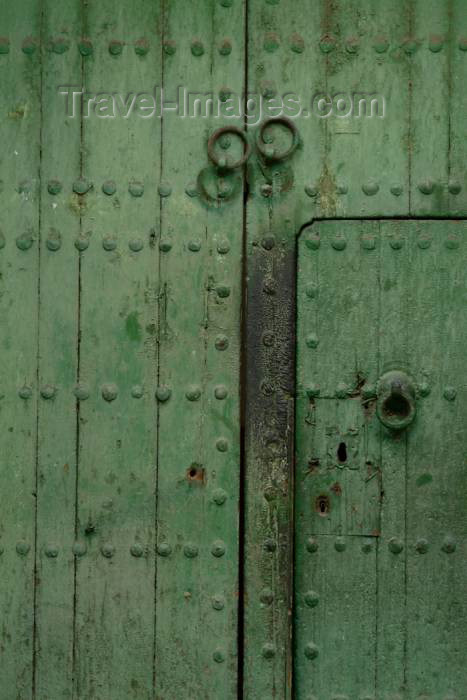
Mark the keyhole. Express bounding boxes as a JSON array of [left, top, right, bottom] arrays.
[[337, 442, 347, 463], [316, 494, 330, 516]]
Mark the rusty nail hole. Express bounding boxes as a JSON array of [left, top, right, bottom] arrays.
[[337, 441, 347, 463], [186, 464, 205, 482], [315, 494, 330, 516]]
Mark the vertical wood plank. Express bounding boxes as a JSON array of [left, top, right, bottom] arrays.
[[0, 3, 41, 697], [75, 3, 161, 697], [449, 0, 467, 215], [34, 2, 81, 696], [154, 1, 244, 697]]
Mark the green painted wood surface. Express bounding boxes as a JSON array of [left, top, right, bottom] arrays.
[[295, 220, 467, 699]]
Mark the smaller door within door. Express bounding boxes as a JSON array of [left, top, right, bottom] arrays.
[[294, 220, 467, 699]]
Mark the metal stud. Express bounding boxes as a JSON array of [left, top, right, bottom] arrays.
[[428, 35, 444, 52], [304, 590, 319, 608], [305, 384, 320, 398], [362, 180, 379, 196], [156, 385, 172, 402], [78, 38, 93, 56], [46, 229, 62, 251], [50, 37, 69, 54], [215, 335, 229, 351], [213, 649, 225, 663], [216, 437, 228, 452], [16, 541, 30, 556], [334, 537, 346, 552], [448, 180, 461, 195], [188, 239, 201, 252], [101, 543, 115, 558], [331, 236, 346, 251], [361, 538, 374, 553], [134, 38, 149, 56], [101, 383, 118, 402], [47, 179, 62, 195], [129, 238, 144, 252], [212, 488, 227, 505], [442, 536, 457, 554], [184, 543, 198, 558], [390, 184, 403, 196], [22, 37, 37, 55], [129, 180, 144, 197], [75, 235, 90, 251], [44, 544, 59, 558], [263, 33, 280, 52], [109, 40, 124, 56], [73, 178, 91, 195], [361, 235, 376, 250], [159, 239, 172, 252], [443, 386, 457, 401], [219, 39, 232, 56], [388, 537, 404, 554], [158, 183, 172, 197], [305, 234, 320, 250], [102, 236, 117, 251], [319, 34, 336, 53], [131, 385, 144, 399], [185, 385, 201, 401], [305, 333, 319, 349], [389, 237, 404, 250], [259, 588, 274, 605], [185, 183, 198, 198], [74, 384, 90, 401], [214, 385, 228, 399], [305, 184, 318, 197], [16, 232, 34, 250], [418, 179, 434, 195], [130, 543, 144, 558], [445, 235, 460, 250], [262, 643, 276, 659], [263, 538, 276, 552], [304, 642, 319, 660], [191, 40, 204, 57], [415, 538, 429, 554], [163, 40, 176, 55], [18, 385, 32, 400], [157, 543, 172, 557], [102, 180, 116, 196], [73, 541, 87, 557], [335, 382, 349, 399], [40, 384, 56, 400], [306, 537, 319, 553], [290, 32, 304, 53], [212, 594, 225, 610]]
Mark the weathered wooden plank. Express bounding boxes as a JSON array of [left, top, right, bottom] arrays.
[[74, 3, 161, 697], [154, 1, 244, 697], [0, 3, 41, 697], [449, 0, 467, 215], [34, 2, 81, 697], [405, 221, 467, 697]]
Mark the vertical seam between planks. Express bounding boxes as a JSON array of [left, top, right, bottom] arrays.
[[153, 1, 165, 693], [238, 0, 249, 697], [447, 0, 453, 181], [32, 1, 45, 695], [408, 2, 413, 215]]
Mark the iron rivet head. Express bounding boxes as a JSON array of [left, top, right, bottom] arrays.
[[335, 382, 349, 399], [47, 179, 62, 195], [156, 385, 172, 402], [216, 285, 231, 299], [212, 594, 225, 610], [263, 277, 276, 295], [185, 182, 198, 198], [184, 543, 198, 558], [109, 40, 124, 55], [40, 384, 56, 400], [159, 239, 172, 252], [18, 179, 33, 194], [448, 180, 461, 195], [415, 538, 429, 554], [102, 235, 117, 251], [130, 543, 144, 558], [216, 437, 229, 452], [445, 234, 460, 249], [16, 233, 34, 251], [306, 333, 319, 349], [332, 236, 346, 251], [262, 331, 275, 347], [418, 179, 434, 195], [74, 383, 90, 400], [306, 384, 320, 399], [390, 184, 403, 196], [263, 538, 276, 553], [336, 183, 348, 195], [304, 642, 319, 660], [131, 385, 144, 399], [319, 34, 336, 53], [264, 32, 280, 52], [22, 37, 37, 55], [78, 38, 93, 56], [305, 234, 320, 250], [261, 235, 275, 250], [45, 544, 59, 558], [388, 537, 404, 554], [129, 238, 144, 252], [191, 39, 204, 56], [260, 588, 274, 605], [417, 235, 431, 249], [102, 180, 116, 196], [389, 237, 404, 250], [214, 385, 228, 400], [346, 36, 359, 53], [458, 37, 467, 51], [73, 541, 87, 557], [305, 184, 318, 197], [418, 381, 430, 397], [0, 38, 10, 54], [219, 39, 232, 55], [362, 383, 376, 400], [215, 335, 229, 351], [163, 40, 176, 55], [262, 643, 276, 659], [361, 538, 374, 553], [443, 386, 457, 401], [306, 537, 319, 553], [50, 37, 69, 54], [188, 239, 201, 252], [305, 283, 318, 298], [46, 229, 62, 251], [157, 542, 172, 557], [158, 183, 172, 197], [213, 649, 225, 663], [442, 536, 456, 554], [185, 385, 201, 402], [290, 32, 305, 53], [18, 385, 32, 400], [101, 543, 115, 558], [402, 37, 419, 54], [16, 541, 30, 556], [212, 488, 227, 505], [101, 383, 118, 402], [362, 180, 379, 196], [73, 178, 91, 195], [75, 235, 90, 251], [428, 34, 444, 52], [129, 180, 144, 197], [134, 38, 149, 56], [304, 590, 319, 608], [361, 235, 376, 250], [334, 537, 346, 552]]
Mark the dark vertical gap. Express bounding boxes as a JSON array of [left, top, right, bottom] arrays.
[[403, 221, 410, 693], [408, 1, 413, 214], [238, 0, 249, 697], [447, 0, 453, 181], [32, 0, 45, 694], [375, 220, 382, 696], [72, 1, 86, 693], [153, 0, 165, 691]]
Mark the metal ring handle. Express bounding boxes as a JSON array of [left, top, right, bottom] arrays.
[[256, 117, 300, 162], [376, 370, 417, 431], [207, 126, 251, 171]]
